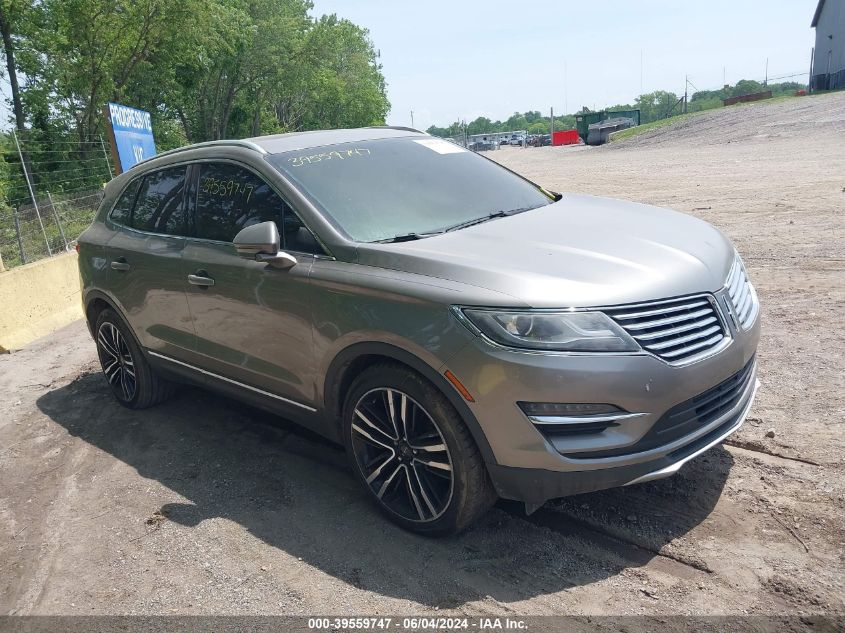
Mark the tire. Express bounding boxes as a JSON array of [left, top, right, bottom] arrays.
[[342, 362, 496, 535], [94, 308, 175, 409]]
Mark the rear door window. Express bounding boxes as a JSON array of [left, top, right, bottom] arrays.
[[193, 162, 323, 254], [131, 167, 188, 235]]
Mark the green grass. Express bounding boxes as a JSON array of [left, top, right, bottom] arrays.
[[609, 112, 701, 142], [609, 93, 809, 143]]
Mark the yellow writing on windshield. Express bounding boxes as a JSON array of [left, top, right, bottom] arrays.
[[288, 148, 371, 167]]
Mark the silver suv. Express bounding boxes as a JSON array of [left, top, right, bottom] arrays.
[[78, 127, 760, 535]]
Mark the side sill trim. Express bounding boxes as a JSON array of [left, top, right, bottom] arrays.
[[624, 378, 760, 486], [147, 351, 317, 413]]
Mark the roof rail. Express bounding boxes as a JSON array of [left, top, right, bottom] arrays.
[[365, 125, 427, 135], [130, 139, 267, 169]]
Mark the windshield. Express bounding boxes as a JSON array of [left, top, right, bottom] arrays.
[[268, 137, 553, 243]]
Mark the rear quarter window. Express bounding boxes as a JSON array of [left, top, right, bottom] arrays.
[[108, 178, 142, 226]]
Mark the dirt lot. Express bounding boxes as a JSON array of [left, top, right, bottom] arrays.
[[1, 92, 844, 618]]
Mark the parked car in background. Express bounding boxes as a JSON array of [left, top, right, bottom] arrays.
[[469, 139, 495, 152], [78, 127, 760, 535]]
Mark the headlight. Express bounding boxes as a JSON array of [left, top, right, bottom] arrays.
[[459, 309, 639, 352]]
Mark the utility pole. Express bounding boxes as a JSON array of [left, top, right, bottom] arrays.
[[410, 110, 414, 128], [640, 50, 643, 94], [684, 75, 688, 114], [764, 58, 769, 86], [550, 106, 554, 141], [564, 60, 568, 115], [723, 66, 727, 87]]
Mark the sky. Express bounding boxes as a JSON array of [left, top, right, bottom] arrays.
[[0, 1, 820, 132], [310, 0, 819, 131]]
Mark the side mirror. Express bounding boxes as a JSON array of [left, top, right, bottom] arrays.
[[233, 221, 297, 270]]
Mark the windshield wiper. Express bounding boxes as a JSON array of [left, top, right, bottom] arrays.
[[439, 211, 509, 233], [440, 206, 536, 233], [376, 207, 536, 243], [375, 231, 444, 243]]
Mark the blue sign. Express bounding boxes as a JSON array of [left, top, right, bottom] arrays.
[[107, 102, 156, 171]]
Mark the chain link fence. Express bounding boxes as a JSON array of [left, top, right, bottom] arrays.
[[0, 189, 105, 269], [0, 132, 112, 272]]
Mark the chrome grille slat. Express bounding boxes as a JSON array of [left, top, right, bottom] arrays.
[[612, 299, 710, 320], [659, 333, 724, 358], [606, 295, 728, 364], [725, 256, 759, 331], [647, 325, 723, 351], [734, 277, 749, 307], [618, 307, 715, 331], [728, 263, 743, 298], [632, 315, 718, 341], [737, 291, 753, 321]]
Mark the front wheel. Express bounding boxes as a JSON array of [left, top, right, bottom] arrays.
[[94, 308, 174, 409], [342, 363, 496, 535]]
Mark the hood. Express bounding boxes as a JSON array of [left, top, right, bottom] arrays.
[[356, 194, 735, 308]]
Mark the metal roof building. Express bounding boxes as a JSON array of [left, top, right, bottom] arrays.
[[811, 0, 845, 90]]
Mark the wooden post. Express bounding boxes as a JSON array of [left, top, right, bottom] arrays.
[[0, 249, 5, 272], [99, 134, 114, 179]]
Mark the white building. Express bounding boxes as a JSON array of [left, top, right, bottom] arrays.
[[811, 0, 845, 90]]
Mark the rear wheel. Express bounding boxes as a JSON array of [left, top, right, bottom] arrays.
[[343, 363, 496, 535], [94, 308, 174, 409]]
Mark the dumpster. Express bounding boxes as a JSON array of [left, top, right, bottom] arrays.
[[551, 130, 580, 146], [576, 109, 641, 142]]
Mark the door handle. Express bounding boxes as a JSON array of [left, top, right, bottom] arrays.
[[110, 258, 130, 272], [188, 272, 215, 287]]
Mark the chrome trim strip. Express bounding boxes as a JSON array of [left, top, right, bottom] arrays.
[[624, 377, 760, 486], [529, 412, 647, 426], [147, 351, 317, 412]]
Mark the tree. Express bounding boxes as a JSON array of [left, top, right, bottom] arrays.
[[17, 0, 204, 149], [731, 79, 765, 97], [0, 0, 26, 133], [467, 117, 494, 135], [633, 91, 681, 123], [288, 15, 389, 132]]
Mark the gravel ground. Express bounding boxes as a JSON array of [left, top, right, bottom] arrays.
[[1, 92, 843, 618]]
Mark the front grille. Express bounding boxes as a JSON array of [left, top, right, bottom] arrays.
[[564, 356, 756, 459], [725, 258, 758, 330], [605, 295, 727, 364]]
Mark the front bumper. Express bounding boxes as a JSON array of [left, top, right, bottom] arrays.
[[486, 376, 758, 504], [444, 310, 760, 504]]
